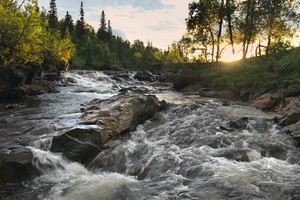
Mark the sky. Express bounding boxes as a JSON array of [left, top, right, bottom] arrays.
[[37, 0, 193, 50]]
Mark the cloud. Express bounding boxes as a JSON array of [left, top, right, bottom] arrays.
[[146, 21, 178, 31], [85, 0, 174, 11]]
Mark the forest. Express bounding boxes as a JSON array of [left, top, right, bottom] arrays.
[[0, 0, 300, 92]]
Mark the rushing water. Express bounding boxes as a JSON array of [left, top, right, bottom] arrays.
[[1, 70, 300, 200]]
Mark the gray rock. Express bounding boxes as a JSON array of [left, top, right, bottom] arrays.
[[0, 147, 38, 185], [134, 70, 156, 82], [50, 93, 166, 163]]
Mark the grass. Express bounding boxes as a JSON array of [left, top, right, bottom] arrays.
[[171, 47, 300, 95]]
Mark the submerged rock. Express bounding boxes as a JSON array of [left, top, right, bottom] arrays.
[[0, 147, 38, 185], [51, 93, 166, 163]]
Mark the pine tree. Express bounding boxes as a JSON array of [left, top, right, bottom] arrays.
[[48, 0, 58, 29], [85, 35, 92, 66], [61, 11, 74, 37], [97, 10, 110, 42], [108, 20, 112, 37], [75, 1, 86, 38]]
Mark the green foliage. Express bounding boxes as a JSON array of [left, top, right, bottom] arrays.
[[0, 0, 47, 65], [0, 0, 76, 78], [186, 0, 300, 61], [48, 0, 58, 29], [181, 47, 300, 94]]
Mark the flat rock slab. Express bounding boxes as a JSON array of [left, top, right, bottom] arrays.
[[51, 93, 166, 163]]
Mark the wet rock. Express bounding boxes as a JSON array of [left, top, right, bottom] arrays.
[[66, 77, 77, 84], [180, 84, 206, 95], [277, 97, 300, 126], [0, 85, 28, 99], [172, 69, 195, 90], [113, 73, 130, 81], [246, 139, 288, 160], [217, 90, 235, 101], [0, 147, 38, 185], [51, 128, 102, 163], [119, 86, 149, 93], [181, 84, 221, 98], [157, 72, 175, 83], [43, 73, 59, 82], [228, 191, 252, 200], [212, 148, 250, 162], [252, 93, 281, 110], [5, 104, 22, 110], [27, 80, 58, 95], [259, 182, 300, 200], [134, 70, 156, 82], [220, 124, 234, 132], [286, 84, 300, 97], [282, 121, 300, 145], [0, 80, 58, 99], [51, 93, 166, 163], [103, 70, 131, 81], [229, 117, 249, 130]]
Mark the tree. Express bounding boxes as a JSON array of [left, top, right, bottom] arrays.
[[61, 11, 74, 36], [97, 10, 111, 42], [0, 0, 50, 66], [186, 0, 222, 62], [48, 0, 58, 29], [258, 0, 300, 56], [108, 20, 112, 37], [59, 27, 75, 70], [165, 42, 185, 63], [85, 35, 92, 66], [75, 1, 86, 38], [103, 43, 112, 68], [225, 0, 236, 54], [236, 0, 260, 59]]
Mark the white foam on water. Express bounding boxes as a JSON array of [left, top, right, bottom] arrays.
[[28, 147, 137, 200]]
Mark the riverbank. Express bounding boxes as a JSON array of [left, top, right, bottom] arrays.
[[166, 67, 300, 146], [1, 70, 300, 199]]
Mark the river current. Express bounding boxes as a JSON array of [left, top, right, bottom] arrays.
[[1, 70, 300, 200]]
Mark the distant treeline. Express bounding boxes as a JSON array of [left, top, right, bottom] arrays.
[[0, 0, 190, 71]]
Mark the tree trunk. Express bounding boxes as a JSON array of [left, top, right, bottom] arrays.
[[226, 0, 235, 54], [216, 0, 224, 62]]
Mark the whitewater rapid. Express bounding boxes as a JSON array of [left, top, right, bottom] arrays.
[[1, 70, 300, 200]]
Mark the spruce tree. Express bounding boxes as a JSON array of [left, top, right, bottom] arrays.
[[65, 11, 74, 33], [75, 1, 86, 38], [48, 0, 58, 29], [108, 20, 112, 37], [97, 10, 109, 42], [85, 35, 92, 67]]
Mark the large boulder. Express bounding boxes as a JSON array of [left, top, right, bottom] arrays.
[[51, 93, 166, 163], [0, 64, 58, 99], [51, 128, 102, 163], [172, 69, 195, 90], [0, 147, 38, 185], [277, 97, 300, 126], [134, 70, 156, 82], [251, 93, 281, 110]]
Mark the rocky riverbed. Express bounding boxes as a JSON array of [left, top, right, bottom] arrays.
[[0, 70, 300, 200]]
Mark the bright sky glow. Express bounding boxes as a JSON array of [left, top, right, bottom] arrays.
[[37, 0, 192, 50]]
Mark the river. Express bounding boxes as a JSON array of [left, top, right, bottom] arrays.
[[1, 70, 300, 200]]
